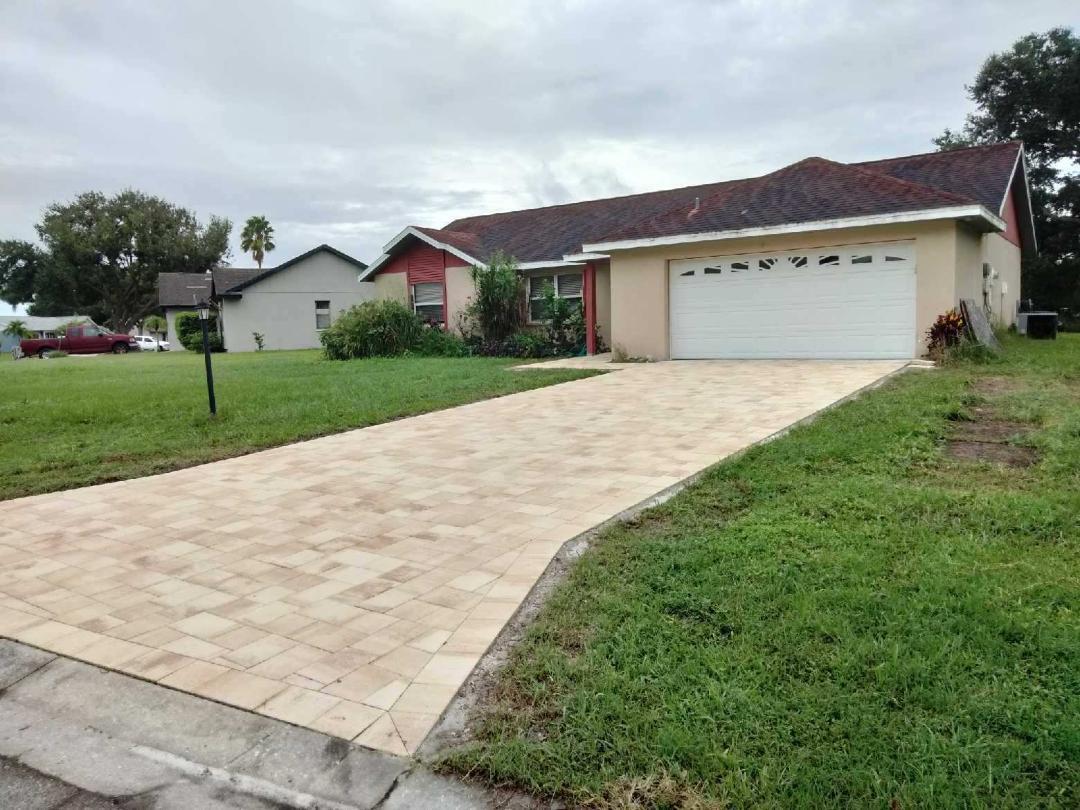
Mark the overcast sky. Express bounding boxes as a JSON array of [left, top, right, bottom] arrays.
[[2, 1, 1077, 314]]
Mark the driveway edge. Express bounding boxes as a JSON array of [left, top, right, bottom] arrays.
[[419, 361, 920, 761]]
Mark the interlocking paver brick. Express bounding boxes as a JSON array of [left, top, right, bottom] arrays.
[[0, 360, 904, 753]]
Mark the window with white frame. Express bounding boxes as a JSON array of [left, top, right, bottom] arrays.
[[315, 300, 331, 330], [528, 272, 583, 322], [412, 282, 444, 325]]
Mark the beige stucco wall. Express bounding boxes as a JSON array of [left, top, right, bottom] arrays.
[[445, 265, 474, 334], [982, 233, 1022, 326], [607, 220, 977, 360], [221, 252, 374, 352], [374, 272, 408, 304]]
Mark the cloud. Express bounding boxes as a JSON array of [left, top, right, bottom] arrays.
[[1, 0, 1077, 285]]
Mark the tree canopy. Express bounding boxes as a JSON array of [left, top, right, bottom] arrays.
[[0, 190, 230, 333], [936, 27, 1079, 314], [240, 215, 275, 269]]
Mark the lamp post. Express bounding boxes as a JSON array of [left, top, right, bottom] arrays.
[[196, 300, 217, 417]]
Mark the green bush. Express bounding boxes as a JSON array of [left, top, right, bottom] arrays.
[[464, 252, 526, 342], [538, 287, 587, 355], [321, 299, 440, 359], [175, 311, 225, 352], [412, 326, 470, 357]]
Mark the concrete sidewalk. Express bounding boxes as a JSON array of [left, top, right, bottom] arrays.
[[0, 639, 500, 809]]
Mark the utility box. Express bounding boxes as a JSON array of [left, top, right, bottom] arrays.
[[1025, 312, 1058, 340]]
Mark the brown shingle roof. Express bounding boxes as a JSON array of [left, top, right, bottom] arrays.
[[853, 141, 1021, 213], [384, 142, 1022, 265]]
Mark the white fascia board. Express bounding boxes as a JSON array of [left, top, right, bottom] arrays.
[[561, 252, 610, 262], [582, 206, 1006, 253], [516, 259, 586, 270], [1006, 147, 1038, 253], [358, 226, 483, 280]]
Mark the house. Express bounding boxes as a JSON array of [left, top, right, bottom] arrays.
[[0, 314, 90, 353], [157, 272, 216, 350], [361, 142, 1035, 359], [158, 245, 373, 352]]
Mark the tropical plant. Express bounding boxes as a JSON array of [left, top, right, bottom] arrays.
[[926, 308, 967, 356], [240, 216, 276, 269], [143, 314, 167, 336], [465, 252, 526, 342], [539, 286, 587, 355], [2, 319, 31, 339], [252, 331, 266, 351]]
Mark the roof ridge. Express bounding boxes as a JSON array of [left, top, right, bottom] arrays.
[[855, 140, 1022, 167], [837, 158, 979, 205]]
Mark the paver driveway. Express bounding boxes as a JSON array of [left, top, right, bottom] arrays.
[[0, 360, 907, 755]]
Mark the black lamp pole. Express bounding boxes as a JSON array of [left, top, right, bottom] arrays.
[[197, 301, 217, 416]]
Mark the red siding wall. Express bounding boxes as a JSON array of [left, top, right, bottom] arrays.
[[375, 241, 470, 284], [1000, 186, 1022, 247]]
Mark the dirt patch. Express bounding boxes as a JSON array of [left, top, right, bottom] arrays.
[[945, 440, 1038, 467], [971, 376, 1019, 396], [948, 420, 1034, 443]]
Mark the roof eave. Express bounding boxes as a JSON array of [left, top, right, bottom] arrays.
[[582, 205, 1006, 253], [359, 227, 483, 280]]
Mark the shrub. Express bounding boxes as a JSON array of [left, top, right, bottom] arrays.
[[465, 252, 526, 342], [926, 308, 966, 357], [412, 325, 470, 357], [175, 311, 225, 352], [320, 299, 427, 359], [252, 331, 265, 351], [538, 286, 587, 355]]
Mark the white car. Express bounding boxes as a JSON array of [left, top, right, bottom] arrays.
[[133, 335, 170, 352]]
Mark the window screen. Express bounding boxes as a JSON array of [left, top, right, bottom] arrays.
[[315, 300, 331, 330]]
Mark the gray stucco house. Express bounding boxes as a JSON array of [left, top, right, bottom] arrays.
[[158, 245, 373, 352]]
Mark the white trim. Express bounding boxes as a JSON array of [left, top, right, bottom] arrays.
[[358, 226, 482, 280], [1002, 146, 1038, 253], [516, 259, 586, 270], [582, 205, 1006, 253], [561, 252, 609, 263]]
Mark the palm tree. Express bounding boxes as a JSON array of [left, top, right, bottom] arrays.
[[240, 216, 276, 269], [2, 319, 32, 340]]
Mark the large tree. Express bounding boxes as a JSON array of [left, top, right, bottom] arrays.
[[936, 27, 1080, 314], [240, 215, 275, 269], [1, 190, 230, 333]]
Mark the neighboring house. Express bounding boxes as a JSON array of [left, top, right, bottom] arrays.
[[157, 245, 372, 352], [157, 272, 216, 351], [361, 142, 1035, 359], [0, 314, 90, 353]]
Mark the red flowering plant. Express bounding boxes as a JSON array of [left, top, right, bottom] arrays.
[[926, 308, 966, 357]]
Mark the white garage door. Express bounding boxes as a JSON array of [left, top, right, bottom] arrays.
[[669, 241, 917, 359]]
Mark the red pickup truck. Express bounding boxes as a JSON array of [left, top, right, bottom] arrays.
[[21, 324, 139, 357]]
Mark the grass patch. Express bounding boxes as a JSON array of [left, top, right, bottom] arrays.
[[442, 334, 1080, 808], [0, 350, 593, 500]]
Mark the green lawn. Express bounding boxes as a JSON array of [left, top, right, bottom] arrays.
[[443, 335, 1080, 808], [0, 350, 593, 500]]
